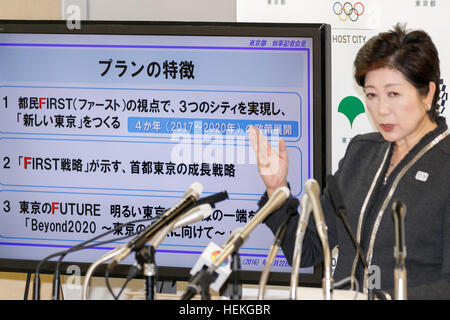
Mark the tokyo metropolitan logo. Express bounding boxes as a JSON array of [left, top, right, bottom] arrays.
[[338, 96, 365, 128], [333, 2, 365, 22]]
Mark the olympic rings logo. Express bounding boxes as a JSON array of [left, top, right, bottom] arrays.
[[333, 2, 365, 22]]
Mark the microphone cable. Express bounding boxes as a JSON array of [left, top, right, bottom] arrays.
[[104, 254, 142, 300], [102, 193, 229, 300], [258, 210, 296, 300], [333, 275, 360, 300], [325, 175, 367, 292], [34, 215, 159, 300], [45, 191, 227, 300]]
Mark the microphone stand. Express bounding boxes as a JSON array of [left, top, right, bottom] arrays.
[[392, 200, 407, 300], [133, 203, 216, 301], [181, 186, 291, 300], [258, 211, 294, 300], [135, 245, 157, 300], [24, 272, 32, 300], [200, 277, 212, 300], [181, 266, 218, 300], [335, 204, 371, 298], [290, 195, 312, 300], [305, 179, 333, 300], [325, 174, 379, 300], [230, 249, 242, 300], [82, 246, 127, 300]]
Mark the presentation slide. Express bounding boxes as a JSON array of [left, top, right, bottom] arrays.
[[0, 33, 314, 274]]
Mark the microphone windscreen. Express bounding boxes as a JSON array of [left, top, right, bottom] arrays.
[[185, 181, 203, 199]]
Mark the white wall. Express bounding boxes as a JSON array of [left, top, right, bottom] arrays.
[[62, 0, 236, 21]]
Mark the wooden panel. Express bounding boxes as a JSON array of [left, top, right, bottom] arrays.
[[0, 272, 53, 300], [0, 0, 61, 20]]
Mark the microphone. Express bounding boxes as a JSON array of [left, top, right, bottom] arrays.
[[134, 203, 214, 301], [290, 194, 312, 300], [326, 174, 367, 270], [305, 179, 333, 300], [223, 227, 244, 246], [182, 186, 291, 300], [392, 199, 407, 300], [150, 203, 213, 249], [109, 182, 203, 268], [181, 229, 243, 300], [210, 186, 291, 271], [258, 210, 295, 300], [82, 203, 213, 300], [82, 244, 133, 300], [173, 203, 213, 229], [183, 241, 232, 299], [149, 194, 224, 256], [183, 227, 243, 299], [195, 191, 229, 208]]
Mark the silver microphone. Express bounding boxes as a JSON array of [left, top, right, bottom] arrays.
[[209, 186, 291, 271], [181, 186, 290, 300], [150, 203, 213, 249], [305, 179, 333, 300], [82, 192, 210, 300], [290, 194, 312, 300], [392, 200, 407, 300], [258, 210, 294, 300], [173, 203, 213, 230], [111, 182, 203, 266]]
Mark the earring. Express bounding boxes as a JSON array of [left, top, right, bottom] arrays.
[[426, 104, 431, 111]]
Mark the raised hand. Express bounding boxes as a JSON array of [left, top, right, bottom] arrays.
[[248, 126, 289, 198]]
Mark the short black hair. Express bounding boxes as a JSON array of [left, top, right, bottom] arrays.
[[354, 23, 440, 121]]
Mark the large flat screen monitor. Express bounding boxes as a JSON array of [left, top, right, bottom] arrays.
[[0, 20, 331, 289]]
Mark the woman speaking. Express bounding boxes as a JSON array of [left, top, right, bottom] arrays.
[[249, 24, 450, 300]]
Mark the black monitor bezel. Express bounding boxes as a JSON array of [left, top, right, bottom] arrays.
[[0, 20, 331, 288]]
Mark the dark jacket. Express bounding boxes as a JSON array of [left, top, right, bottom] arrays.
[[261, 116, 450, 299]]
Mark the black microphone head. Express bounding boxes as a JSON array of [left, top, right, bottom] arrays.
[[326, 174, 346, 218], [196, 190, 229, 208], [391, 199, 407, 256], [214, 190, 229, 203]]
